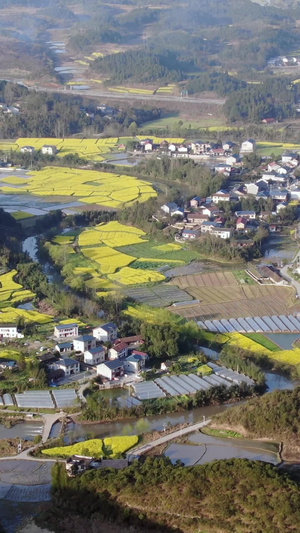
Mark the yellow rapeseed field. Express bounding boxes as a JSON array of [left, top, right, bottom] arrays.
[[79, 221, 146, 247], [0, 307, 52, 324], [108, 266, 165, 284], [82, 246, 134, 274], [0, 166, 157, 209], [226, 332, 300, 366]]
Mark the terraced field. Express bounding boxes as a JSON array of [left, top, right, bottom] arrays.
[[48, 223, 200, 302], [169, 271, 299, 319]]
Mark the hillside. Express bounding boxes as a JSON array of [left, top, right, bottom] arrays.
[[211, 387, 300, 460], [39, 458, 300, 533]]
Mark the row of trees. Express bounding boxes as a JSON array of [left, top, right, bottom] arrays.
[[82, 382, 255, 421]]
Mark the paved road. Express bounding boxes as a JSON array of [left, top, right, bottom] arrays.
[[128, 419, 211, 457], [42, 412, 65, 443], [30, 85, 225, 106], [280, 264, 300, 296]]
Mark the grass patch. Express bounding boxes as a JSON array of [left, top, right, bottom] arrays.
[[232, 270, 255, 285], [202, 427, 243, 439], [10, 211, 34, 220], [243, 333, 281, 352], [118, 240, 199, 263]]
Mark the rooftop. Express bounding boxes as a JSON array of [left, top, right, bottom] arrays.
[[96, 322, 117, 333], [55, 323, 78, 330], [74, 335, 95, 342], [86, 346, 105, 355], [58, 358, 78, 367], [98, 360, 124, 370]]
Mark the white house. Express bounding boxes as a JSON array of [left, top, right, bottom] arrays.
[[290, 188, 300, 200], [240, 139, 256, 153], [0, 325, 24, 339], [223, 141, 236, 151], [20, 146, 35, 154], [84, 346, 105, 366], [214, 163, 232, 173], [191, 141, 206, 154], [108, 342, 128, 360], [226, 154, 241, 166], [124, 351, 147, 373], [211, 227, 232, 239], [97, 360, 125, 380], [276, 202, 288, 213], [144, 141, 153, 151], [182, 228, 200, 240], [212, 190, 231, 203], [54, 323, 78, 340], [73, 335, 97, 353], [55, 341, 73, 354], [41, 145, 57, 155], [55, 358, 80, 376], [282, 153, 298, 166], [92, 323, 118, 342], [168, 143, 177, 152], [177, 145, 188, 153], [245, 180, 268, 196], [161, 202, 179, 215]]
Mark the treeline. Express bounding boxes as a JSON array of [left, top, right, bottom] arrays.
[[191, 235, 262, 262], [219, 351, 265, 386], [224, 78, 298, 122], [134, 157, 227, 197], [40, 457, 300, 533], [186, 72, 246, 96], [0, 83, 161, 138], [91, 50, 183, 84], [82, 382, 255, 421], [213, 387, 300, 446]]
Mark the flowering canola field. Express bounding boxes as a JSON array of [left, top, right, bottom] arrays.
[[0, 166, 157, 209], [0, 270, 52, 323], [50, 222, 198, 299], [15, 138, 120, 162], [42, 435, 138, 458], [0, 270, 34, 309], [227, 332, 300, 366]]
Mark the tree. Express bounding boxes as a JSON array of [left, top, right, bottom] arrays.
[[141, 323, 179, 358]]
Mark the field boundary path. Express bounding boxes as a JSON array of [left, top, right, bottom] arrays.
[[128, 419, 211, 458]]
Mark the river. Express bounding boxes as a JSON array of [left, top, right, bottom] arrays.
[[23, 235, 64, 284], [17, 235, 300, 465]]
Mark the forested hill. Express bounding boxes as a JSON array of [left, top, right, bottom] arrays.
[[91, 50, 183, 84], [40, 458, 300, 533], [212, 387, 300, 458]]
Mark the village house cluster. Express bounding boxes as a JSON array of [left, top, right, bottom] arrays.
[[137, 137, 256, 159], [47, 322, 148, 382], [158, 146, 300, 245]]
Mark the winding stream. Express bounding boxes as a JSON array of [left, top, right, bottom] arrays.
[[15, 236, 300, 465]]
